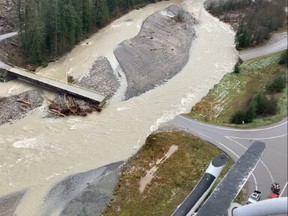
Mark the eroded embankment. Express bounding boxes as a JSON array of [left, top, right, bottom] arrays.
[[114, 4, 197, 99]]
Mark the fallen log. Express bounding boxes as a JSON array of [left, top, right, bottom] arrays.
[[16, 99, 31, 108], [49, 108, 66, 117]]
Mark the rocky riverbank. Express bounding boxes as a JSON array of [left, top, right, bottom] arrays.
[[0, 90, 43, 126], [74, 56, 119, 97], [115, 4, 197, 99]]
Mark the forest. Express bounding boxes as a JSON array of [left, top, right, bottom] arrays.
[[207, 0, 286, 50], [15, 0, 160, 65], [235, 0, 286, 49]]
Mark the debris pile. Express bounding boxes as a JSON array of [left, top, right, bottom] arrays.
[[47, 95, 102, 117]]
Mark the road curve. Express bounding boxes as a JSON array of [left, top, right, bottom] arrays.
[[171, 115, 288, 200], [239, 32, 287, 61]]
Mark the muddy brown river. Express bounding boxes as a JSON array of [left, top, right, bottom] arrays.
[[0, 0, 237, 215]]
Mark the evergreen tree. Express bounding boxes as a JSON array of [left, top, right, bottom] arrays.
[[15, 0, 160, 64], [18, 0, 45, 64], [44, 0, 60, 56], [107, 0, 118, 15], [266, 76, 286, 93], [82, 0, 92, 31], [95, 0, 110, 27]]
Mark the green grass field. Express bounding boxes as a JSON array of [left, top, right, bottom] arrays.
[[188, 51, 287, 128]]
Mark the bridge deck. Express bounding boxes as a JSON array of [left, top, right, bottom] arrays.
[[9, 67, 105, 104]]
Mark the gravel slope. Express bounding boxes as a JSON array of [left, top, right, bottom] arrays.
[[114, 4, 197, 99]]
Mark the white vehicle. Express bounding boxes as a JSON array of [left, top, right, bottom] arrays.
[[247, 190, 261, 204]]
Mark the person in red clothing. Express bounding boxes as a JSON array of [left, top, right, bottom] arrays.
[[268, 182, 280, 199], [267, 193, 279, 199]]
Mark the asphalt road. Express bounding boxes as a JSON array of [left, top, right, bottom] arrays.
[[172, 115, 288, 201], [239, 32, 287, 61]]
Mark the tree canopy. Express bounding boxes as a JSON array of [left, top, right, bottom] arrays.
[[16, 0, 159, 65]]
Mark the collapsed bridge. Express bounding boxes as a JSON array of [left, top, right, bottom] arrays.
[[0, 66, 107, 109]]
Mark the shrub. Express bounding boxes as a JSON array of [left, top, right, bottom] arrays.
[[245, 99, 257, 123], [230, 111, 247, 124], [266, 76, 286, 93], [254, 93, 278, 116], [230, 92, 279, 124], [278, 50, 288, 65], [233, 62, 240, 73], [174, 9, 185, 23]]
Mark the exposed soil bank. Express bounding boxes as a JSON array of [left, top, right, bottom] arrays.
[[115, 4, 197, 99]]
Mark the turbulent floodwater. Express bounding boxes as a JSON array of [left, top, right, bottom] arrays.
[[0, 0, 238, 215]]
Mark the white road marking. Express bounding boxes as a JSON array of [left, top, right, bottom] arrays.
[[227, 134, 288, 140], [173, 116, 286, 193], [280, 181, 288, 197], [225, 136, 274, 183], [252, 174, 258, 190], [178, 115, 287, 132], [182, 128, 259, 189]]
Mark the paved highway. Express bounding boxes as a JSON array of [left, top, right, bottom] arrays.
[[239, 32, 287, 61], [172, 115, 288, 201]]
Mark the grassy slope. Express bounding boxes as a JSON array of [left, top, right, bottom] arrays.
[[103, 131, 234, 216], [188, 51, 287, 128]]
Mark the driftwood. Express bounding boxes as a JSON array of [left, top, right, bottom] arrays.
[[16, 99, 31, 108], [49, 108, 66, 117], [48, 94, 103, 117]]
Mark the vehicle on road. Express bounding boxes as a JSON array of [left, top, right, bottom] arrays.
[[247, 190, 261, 204], [271, 182, 280, 194]]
